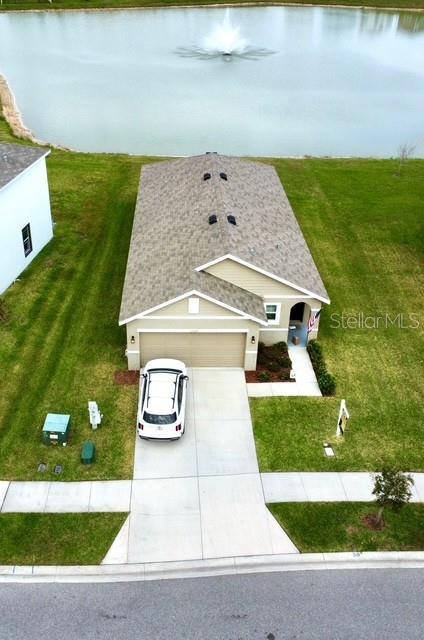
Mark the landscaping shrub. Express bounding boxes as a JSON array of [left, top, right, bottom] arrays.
[[279, 356, 291, 369], [308, 340, 336, 395], [258, 371, 271, 382], [318, 372, 337, 396], [257, 351, 268, 366], [275, 341, 288, 350], [267, 360, 281, 372]]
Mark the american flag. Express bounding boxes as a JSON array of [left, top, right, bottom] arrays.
[[307, 309, 321, 333]]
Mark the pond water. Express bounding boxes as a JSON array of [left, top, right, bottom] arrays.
[[0, 6, 423, 156]]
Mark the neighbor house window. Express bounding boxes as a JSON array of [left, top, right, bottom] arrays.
[[265, 303, 281, 325], [22, 223, 33, 257]]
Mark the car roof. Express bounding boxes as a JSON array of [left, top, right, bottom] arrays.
[[145, 370, 179, 416]]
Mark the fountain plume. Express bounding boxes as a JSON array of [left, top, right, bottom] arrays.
[[176, 9, 275, 61]]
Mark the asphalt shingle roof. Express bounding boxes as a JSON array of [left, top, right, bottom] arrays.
[[0, 143, 49, 191], [119, 154, 329, 324]]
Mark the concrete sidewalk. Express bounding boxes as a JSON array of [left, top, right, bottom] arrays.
[[0, 480, 131, 513], [262, 472, 424, 503], [2, 473, 424, 513], [247, 347, 321, 397]]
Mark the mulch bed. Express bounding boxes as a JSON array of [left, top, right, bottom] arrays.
[[245, 367, 293, 383], [245, 341, 294, 383], [114, 370, 139, 385], [361, 513, 385, 531]]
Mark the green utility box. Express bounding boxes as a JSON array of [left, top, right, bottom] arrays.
[[42, 413, 71, 445], [81, 440, 96, 464]]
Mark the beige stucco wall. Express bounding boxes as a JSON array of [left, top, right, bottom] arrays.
[[122, 264, 326, 368], [205, 259, 324, 346], [145, 296, 237, 317], [124, 297, 260, 370], [206, 259, 301, 296]]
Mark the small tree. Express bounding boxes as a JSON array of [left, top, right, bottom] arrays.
[[372, 468, 414, 526], [396, 143, 415, 176]]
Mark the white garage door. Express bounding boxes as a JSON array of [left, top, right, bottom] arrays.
[[139, 332, 246, 367]]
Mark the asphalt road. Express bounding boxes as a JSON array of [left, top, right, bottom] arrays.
[[1, 569, 423, 640]]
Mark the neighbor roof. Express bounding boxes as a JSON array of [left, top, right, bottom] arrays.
[[0, 143, 49, 191], [119, 154, 329, 324]]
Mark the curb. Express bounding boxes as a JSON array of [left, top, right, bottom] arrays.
[[1, 552, 424, 583]]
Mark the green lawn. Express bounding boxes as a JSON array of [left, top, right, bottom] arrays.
[[0, 513, 127, 564], [269, 503, 424, 552], [0, 114, 164, 480], [252, 158, 424, 471], [1, 0, 424, 11], [1, 113, 423, 478]]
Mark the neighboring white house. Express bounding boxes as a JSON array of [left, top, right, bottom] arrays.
[[0, 143, 52, 294], [119, 154, 330, 371]]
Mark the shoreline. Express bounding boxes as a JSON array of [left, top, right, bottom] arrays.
[[0, 74, 41, 144], [1, 3, 424, 15], [0, 73, 71, 151]]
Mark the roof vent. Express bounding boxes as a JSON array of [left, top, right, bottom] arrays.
[[220, 172, 227, 181], [203, 172, 211, 181], [205, 151, 218, 155], [227, 215, 237, 226], [209, 214, 218, 225]]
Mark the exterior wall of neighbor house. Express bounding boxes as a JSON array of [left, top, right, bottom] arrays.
[[123, 295, 260, 370], [205, 258, 324, 346], [0, 157, 52, 294]]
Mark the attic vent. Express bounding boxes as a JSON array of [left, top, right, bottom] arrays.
[[227, 215, 237, 226], [203, 172, 211, 181], [209, 214, 218, 225], [220, 172, 227, 181], [205, 151, 218, 155]]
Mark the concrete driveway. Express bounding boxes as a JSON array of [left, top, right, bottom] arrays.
[[104, 368, 297, 564]]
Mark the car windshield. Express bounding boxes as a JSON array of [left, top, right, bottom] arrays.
[[143, 411, 177, 425]]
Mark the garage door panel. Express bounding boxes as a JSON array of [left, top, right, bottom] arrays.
[[139, 333, 245, 367]]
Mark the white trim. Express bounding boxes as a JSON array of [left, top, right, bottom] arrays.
[[126, 349, 140, 354], [195, 254, 330, 305], [137, 329, 249, 334], [264, 302, 281, 325], [263, 295, 312, 300], [140, 316, 246, 320], [259, 327, 288, 332], [120, 289, 267, 326], [245, 350, 258, 354]]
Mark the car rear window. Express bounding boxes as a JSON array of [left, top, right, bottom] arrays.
[[143, 411, 177, 425]]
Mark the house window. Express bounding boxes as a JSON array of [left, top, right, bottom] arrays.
[[22, 223, 33, 257], [188, 297, 200, 314], [265, 303, 281, 325]]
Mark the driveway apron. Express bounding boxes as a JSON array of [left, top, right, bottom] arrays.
[[106, 368, 297, 564]]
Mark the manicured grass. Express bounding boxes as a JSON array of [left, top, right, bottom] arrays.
[[252, 158, 424, 471], [0, 0, 423, 11], [0, 116, 164, 480], [0, 513, 127, 564], [269, 502, 424, 552]]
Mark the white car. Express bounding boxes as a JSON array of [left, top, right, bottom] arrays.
[[137, 359, 189, 440]]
